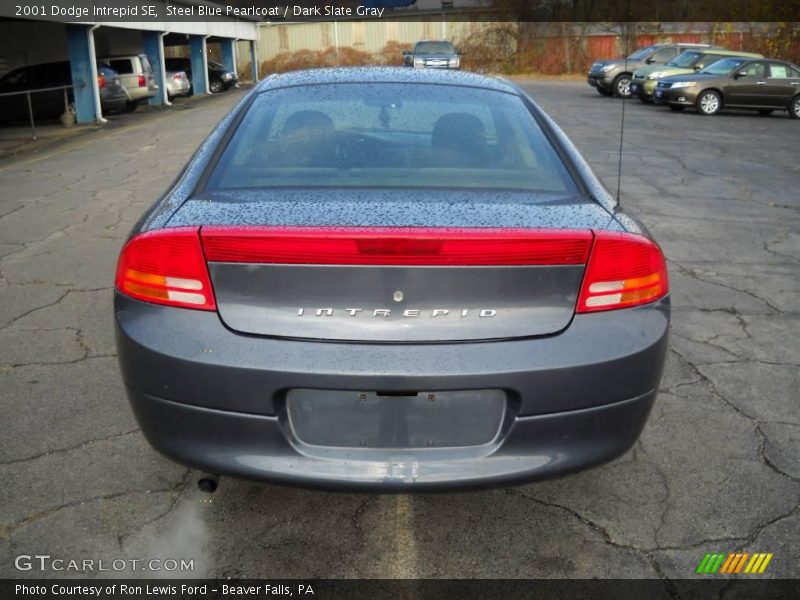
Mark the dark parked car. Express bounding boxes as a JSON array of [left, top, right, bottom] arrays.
[[95, 63, 130, 115], [403, 40, 460, 69], [0, 61, 127, 122], [115, 68, 669, 491], [164, 57, 237, 93], [588, 43, 718, 98], [654, 57, 800, 117], [631, 49, 762, 103]]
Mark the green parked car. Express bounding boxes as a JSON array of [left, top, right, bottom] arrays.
[[631, 49, 763, 102]]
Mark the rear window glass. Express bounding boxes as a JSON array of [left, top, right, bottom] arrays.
[[139, 55, 152, 73], [109, 59, 133, 74], [207, 83, 577, 194]]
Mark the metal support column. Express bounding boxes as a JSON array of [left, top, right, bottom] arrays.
[[144, 30, 167, 106], [249, 39, 259, 82], [220, 38, 236, 75], [66, 24, 100, 124], [189, 35, 209, 95]]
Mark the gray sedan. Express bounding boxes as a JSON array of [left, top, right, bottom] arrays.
[[114, 68, 669, 491]]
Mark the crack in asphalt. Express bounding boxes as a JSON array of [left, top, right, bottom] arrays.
[[503, 487, 680, 598], [667, 258, 785, 315], [1, 353, 118, 368], [671, 345, 799, 485], [0, 428, 140, 467], [0, 487, 174, 538]]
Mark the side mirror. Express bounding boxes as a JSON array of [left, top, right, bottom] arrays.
[[646, 57, 657, 64], [694, 65, 703, 71], [402, 51, 411, 57], [734, 71, 748, 79]]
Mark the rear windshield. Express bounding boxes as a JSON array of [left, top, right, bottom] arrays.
[[207, 83, 577, 194], [97, 64, 116, 77], [415, 42, 455, 54]]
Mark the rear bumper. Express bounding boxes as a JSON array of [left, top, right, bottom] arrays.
[[115, 294, 669, 490], [100, 93, 127, 113], [128, 386, 657, 491], [167, 80, 191, 96]]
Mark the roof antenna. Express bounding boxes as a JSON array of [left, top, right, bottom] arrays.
[[616, 3, 632, 204]]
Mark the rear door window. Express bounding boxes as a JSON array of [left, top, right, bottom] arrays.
[[768, 63, 800, 78]]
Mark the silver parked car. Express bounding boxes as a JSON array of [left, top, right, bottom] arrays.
[[165, 70, 190, 99]]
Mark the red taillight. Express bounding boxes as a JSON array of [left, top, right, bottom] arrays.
[[200, 227, 593, 266], [577, 231, 668, 313], [138, 74, 146, 87], [97, 74, 106, 89], [115, 227, 216, 311], [173, 73, 183, 80]]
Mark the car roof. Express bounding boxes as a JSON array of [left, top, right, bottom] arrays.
[[255, 67, 518, 94], [699, 49, 762, 57], [726, 57, 796, 65], [650, 43, 716, 48]]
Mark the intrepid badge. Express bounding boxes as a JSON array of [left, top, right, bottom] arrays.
[[297, 308, 498, 318]]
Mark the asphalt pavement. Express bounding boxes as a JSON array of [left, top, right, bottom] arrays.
[[0, 80, 797, 588]]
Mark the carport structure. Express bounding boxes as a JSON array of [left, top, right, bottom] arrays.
[[0, 4, 258, 124]]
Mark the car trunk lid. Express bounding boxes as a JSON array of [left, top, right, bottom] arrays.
[[169, 190, 619, 342]]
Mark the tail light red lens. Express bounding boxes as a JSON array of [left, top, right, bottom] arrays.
[[115, 226, 666, 313], [115, 227, 216, 311], [97, 74, 106, 89], [174, 73, 183, 80], [138, 74, 146, 87], [577, 231, 668, 313], [200, 227, 593, 266]]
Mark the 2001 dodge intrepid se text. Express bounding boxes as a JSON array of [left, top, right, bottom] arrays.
[[115, 67, 669, 491]]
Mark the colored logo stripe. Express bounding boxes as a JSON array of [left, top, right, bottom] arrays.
[[697, 553, 773, 574]]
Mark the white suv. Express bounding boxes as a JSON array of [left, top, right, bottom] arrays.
[[99, 54, 158, 112]]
